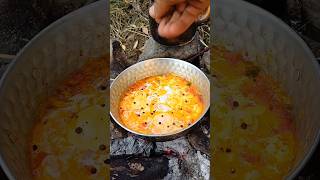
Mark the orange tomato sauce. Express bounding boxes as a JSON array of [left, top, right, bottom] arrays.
[[212, 46, 296, 179], [30, 57, 108, 180], [119, 73, 204, 135]]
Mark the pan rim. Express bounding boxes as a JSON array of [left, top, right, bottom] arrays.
[[0, 1, 106, 179], [110, 58, 210, 138]]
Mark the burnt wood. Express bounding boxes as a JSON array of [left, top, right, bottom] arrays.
[[110, 156, 169, 180]]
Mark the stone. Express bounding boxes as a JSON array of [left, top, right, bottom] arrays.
[[155, 137, 210, 180], [155, 137, 193, 156], [110, 39, 143, 79], [201, 50, 210, 73], [187, 119, 210, 156], [110, 40, 131, 79], [110, 121, 127, 140], [110, 136, 154, 156]]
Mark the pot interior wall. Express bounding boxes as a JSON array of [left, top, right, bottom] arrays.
[[0, 1, 107, 179], [214, 0, 320, 178]]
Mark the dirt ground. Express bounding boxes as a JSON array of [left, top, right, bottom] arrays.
[[110, 0, 210, 61], [0, 0, 97, 55]]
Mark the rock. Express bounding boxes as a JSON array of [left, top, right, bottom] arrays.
[[201, 50, 210, 73], [111, 136, 154, 156], [187, 121, 210, 156], [110, 40, 131, 79], [155, 137, 193, 156], [162, 150, 210, 180], [156, 137, 210, 180], [110, 121, 127, 140]]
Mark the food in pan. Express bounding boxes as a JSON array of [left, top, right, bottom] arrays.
[[30, 57, 108, 180], [212, 46, 296, 179], [119, 73, 204, 135]]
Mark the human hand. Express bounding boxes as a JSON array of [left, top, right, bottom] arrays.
[[149, 0, 210, 39]]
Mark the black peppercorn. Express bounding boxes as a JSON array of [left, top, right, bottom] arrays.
[[233, 101, 239, 107], [75, 127, 83, 134], [32, 145, 38, 151], [99, 144, 106, 151], [241, 122, 248, 129], [90, 167, 97, 174], [231, 168, 236, 174]]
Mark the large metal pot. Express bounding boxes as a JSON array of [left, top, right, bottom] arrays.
[[214, 0, 320, 178], [0, 1, 107, 179]]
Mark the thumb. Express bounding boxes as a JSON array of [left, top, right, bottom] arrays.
[[149, 0, 185, 20]]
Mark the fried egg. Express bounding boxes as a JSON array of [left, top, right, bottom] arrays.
[[119, 73, 204, 135], [30, 58, 108, 180]]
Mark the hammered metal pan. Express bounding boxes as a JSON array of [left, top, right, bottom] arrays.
[[110, 58, 210, 141], [0, 1, 107, 179], [214, 0, 320, 178]]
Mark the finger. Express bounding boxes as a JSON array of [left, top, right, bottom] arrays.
[[176, 2, 186, 13], [158, 15, 172, 38], [150, 0, 185, 19], [164, 6, 198, 39], [156, 0, 210, 39], [188, 0, 210, 13], [149, 5, 162, 23], [149, 5, 155, 18], [157, 11, 190, 39], [169, 10, 181, 25]]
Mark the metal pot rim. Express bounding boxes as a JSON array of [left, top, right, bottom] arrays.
[[0, 1, 106, 179], [216, 0, 320, 179]]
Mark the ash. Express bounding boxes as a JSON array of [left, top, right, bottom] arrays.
[[110, 121, 210, 180]]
